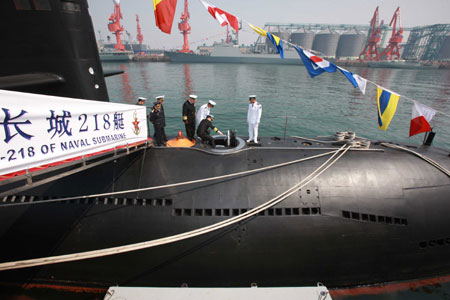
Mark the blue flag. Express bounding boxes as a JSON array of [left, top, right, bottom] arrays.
[[338, 67, 368, 94], [338, 67, 358, 87], [294, 46, 336, 78], [267, 32, 284, 59]]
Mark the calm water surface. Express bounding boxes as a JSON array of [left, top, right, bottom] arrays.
[[104, 62, 450, 150]]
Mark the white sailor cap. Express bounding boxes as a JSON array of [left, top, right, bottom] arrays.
[[155, 95, 165, 99], [248, 95, 256, 99], [138, 97, 147, 101], [189, 94, 198, 99], [207, 114, 214, 119], [208, 100, 216, 106]]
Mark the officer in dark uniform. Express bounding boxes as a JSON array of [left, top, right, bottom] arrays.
[[182, 94, 197, 141], [197, 115, 223, 148], [136, 97, 146, 105], [150, 103, 164, 146], [154, 95, 167, 142]]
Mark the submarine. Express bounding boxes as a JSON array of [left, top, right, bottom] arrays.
[[0, 0, 450, 299]]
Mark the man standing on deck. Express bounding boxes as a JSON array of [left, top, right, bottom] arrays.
[[150, 103, 164, 146], [196, 100, 216, 127], [247, 95, 262, 143], [154, 95, 167, 143], [197, 115, 223, 148], [182, 94, 197, 141]]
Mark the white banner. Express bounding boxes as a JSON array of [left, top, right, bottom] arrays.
[[0, 90, 148, 176]]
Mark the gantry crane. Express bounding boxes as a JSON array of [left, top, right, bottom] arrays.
[[380, 7, 403, 60], [359, 6, 382, 61], [107, 0, 125, 51], [178, 0, 192, 53]]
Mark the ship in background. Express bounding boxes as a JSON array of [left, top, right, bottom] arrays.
[[166, 4, 450, 68], [0, 1, 450, 299], [99, 0, 134, 62]]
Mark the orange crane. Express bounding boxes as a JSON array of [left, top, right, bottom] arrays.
[[178, 0, 193, 53], [359, 6, 382, 61], [136, 14, 145, 55], [380, 7, 403, 60], [107, 0, 125, 51]]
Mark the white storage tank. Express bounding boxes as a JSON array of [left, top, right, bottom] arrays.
[[312, 28, 340, 57]]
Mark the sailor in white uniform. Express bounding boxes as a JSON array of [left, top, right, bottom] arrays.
[[196, 100, 216, 127], [247, 95, 262, 143]]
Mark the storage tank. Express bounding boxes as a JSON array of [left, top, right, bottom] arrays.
[[439, 34, 450, 60], [336, 29, 366, 58], [266, 31, 289, 54], [289, 27, 315, 49], [312, 28, 340, 57]]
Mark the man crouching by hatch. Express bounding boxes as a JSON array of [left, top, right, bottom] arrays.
[[197, 115, 223, 148]]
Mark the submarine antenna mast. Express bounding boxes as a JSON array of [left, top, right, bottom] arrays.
[[108, 0, 125, 51], [178, 0, 193, 53], [380, 7, 403, 61], [359, 6, 382, 61], [136, 14, 145, 55]]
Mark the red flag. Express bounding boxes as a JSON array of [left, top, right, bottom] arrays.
[[409, 102, 436, 137], [153, 0, 177, 34], [199, 0, 239, 32]]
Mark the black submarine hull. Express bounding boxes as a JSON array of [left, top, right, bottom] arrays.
[[1, 139, 449, 289], [1, 0, 450, 296]]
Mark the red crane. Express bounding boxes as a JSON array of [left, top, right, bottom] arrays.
[[359, 6, 382, 61], [107, 0, 125, 51], [178, 0, 193, 53], [136, 14, 145, 55], [380, 7, 403, 60]]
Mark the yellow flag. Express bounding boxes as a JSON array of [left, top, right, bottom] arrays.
[[377, 86, 400, 131], [248, 23, 267, 37]]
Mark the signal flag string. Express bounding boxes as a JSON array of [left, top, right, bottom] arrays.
[[192, 0, 449, 122], [245, 22, 450, 120]]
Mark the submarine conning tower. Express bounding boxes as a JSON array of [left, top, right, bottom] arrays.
[[0, 0, 109, 102]]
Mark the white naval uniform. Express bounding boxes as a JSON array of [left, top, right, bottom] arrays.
[[247, 101, 262, 142], [196, 103, 210, 126]]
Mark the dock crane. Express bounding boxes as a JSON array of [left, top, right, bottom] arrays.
[[136, 14, 145, 55], [380, 7, 403, 60], [178, 0, 193, 53], [107, 0, 125, 51], [359, 6, 382, 61]]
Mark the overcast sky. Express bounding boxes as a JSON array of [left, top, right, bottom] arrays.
[[88, 0, 450, 50]]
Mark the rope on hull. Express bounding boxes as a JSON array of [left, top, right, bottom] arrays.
[[0, 145, 351, 271]]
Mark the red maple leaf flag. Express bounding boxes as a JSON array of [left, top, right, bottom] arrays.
[[409, 102, 436, 137], [199, 0, 239, 32]]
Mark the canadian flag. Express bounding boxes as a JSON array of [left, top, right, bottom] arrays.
[[409, 102, 436, 137], [199, 0, 239, 32]]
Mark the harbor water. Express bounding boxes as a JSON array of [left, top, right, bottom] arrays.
[[104, 62, 450, 150]]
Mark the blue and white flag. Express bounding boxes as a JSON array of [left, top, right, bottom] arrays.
[[294, 45, 337, 78], [338, 67, 367, 95]]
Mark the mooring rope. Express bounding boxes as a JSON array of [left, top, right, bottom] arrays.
[[381, 143, 450, 177], [1, 149, 340, 207], [0, 145, 351, 271]]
